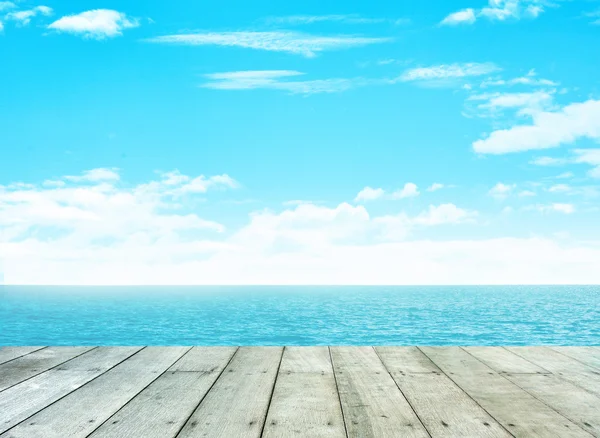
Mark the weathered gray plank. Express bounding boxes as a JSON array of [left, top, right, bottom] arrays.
[[0, 347, 141, 435], [331, 347, 428, 438], [506, 347, 600, 398], [375, 347, 440, 374], [177, 347, 283, 438], [2, 347, 190, 438], [0, 347, 45, 365], [262, 347, 345, 438], [378, 347, 510, 437], [421, 347, 592, 438], [551, 347, 600, 371], [463, 347, 549, 374], [278, 346, 334, 374], [0, 347, 93, 392], [506, 373, 600, 437], [89, 347, 237, 438]]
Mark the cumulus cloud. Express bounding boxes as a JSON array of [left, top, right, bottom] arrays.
[[0, 1, 16, 12], [355, 187, 385, 202], [0, 169, 239, 270], [473, 99, 600, 154], [146, 31, 391, 57], [391, 183, 419, 199], [488, 182, 515, 199], [48, 9, 140, 39]]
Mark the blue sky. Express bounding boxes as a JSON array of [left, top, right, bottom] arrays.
[[1, 0, 600, 284]]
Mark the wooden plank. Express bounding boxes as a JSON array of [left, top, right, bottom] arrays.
[[262, 347, 346, 438], [331, 347, 428, 438], [375, 347, 440, 374], [177, 347, 283, 438], [421, 347, 592, 438], [2, 347, 190, 438], [506, 347, 600, 398], [278, 346, 335, 374], [463, 347, 549, 374], [551, 347, 600, 371], [0, 347, 93, 392], [506, 373, 600, 437], [89, 347, 237, 438], [378, 347, 510, 437], [0, 347, 141, 435], [0, 347, 45, 365]]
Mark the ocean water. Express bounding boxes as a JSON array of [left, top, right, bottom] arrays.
[[1, 286, 598, 346]]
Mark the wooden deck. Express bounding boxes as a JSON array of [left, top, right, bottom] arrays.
[[0, 347, 599, 437]]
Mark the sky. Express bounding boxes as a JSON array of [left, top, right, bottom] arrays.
[[1, 0, 600, 285]]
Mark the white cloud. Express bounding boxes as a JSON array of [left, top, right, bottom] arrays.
[[398, 63, 500, 83], [0, 21, 4, 32], [0, 1, 15, 12], [555, 172, 574, 179], [440, 8, 477, 25], [473, 99, 600, 154], [391, 183, 419, 199], [3, 170, 600, 285], [5, 5, 52, 26], [467, 90, 554, 117], [427, 183, 445, 192], [202, 70, 362, 94], [146, 31, 391, 57], [266, 15, 404, 25], [518, 190, 536, 197], [548, 184, 571, 193], [355, 187, 385, 202], [480, 70, 558, 88], [530, 156, 566, 166], [48, 9, 140, 39], [573, 149, 600, 178], [64, 168, 120, 182], [489, 182, 515, 199], [527, 203, 575, 214], [412, 203, 477, 225]]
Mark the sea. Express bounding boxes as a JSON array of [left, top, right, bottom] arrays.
[[1, 285, 598, 346]]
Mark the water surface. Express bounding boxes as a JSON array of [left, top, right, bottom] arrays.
[[1, 286, 598, 345]]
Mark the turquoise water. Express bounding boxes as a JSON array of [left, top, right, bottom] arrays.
[[1, 286, 598, 346]]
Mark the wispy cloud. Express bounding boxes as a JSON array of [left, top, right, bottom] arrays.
[[573, 149, 600, 178], [5, 5, 52, 26], [48, 9, 140, 39], [466, 89, 555, 117], [526, 203, 575, 214], [398, 63, 500, 84], [0, 1, 15, 12], [146, 31, 391, 57], [201, 70, 366, 94], [480, 69, 558, 88], [427, 183, 445, 192], [530, 156, 567, 166], [473, 99, 600, 154], [266, 14, 408, 26], [440, 8, 477, 25], [442, 0, 552, 26]]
